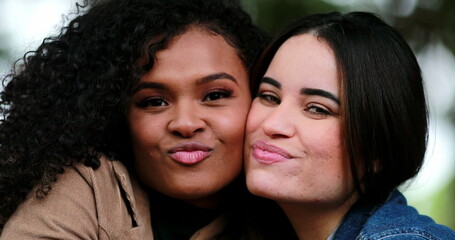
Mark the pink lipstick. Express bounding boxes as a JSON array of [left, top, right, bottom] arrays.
[[168, 142, 212, 165], [252, 140, 291, 165]]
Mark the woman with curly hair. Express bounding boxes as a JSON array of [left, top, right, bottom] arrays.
[[0, 0, 277, 239]]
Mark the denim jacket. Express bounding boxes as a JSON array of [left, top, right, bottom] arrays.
[[333, 190, 455, 240]]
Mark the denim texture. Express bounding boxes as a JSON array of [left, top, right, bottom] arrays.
[[333, 190, 455, 240]]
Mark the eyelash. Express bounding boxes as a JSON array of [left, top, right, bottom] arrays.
[[136, 97, 168, 108], [257, 92, 280, 104], [305, 103, 332, 117], [257, 92, 333, 117], [202, 88, 233, 102], [135, 88, 234, 109]]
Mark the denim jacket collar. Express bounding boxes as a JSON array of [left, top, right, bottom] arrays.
[[332, 195, 378, 240], [333, 190, 455, 240]]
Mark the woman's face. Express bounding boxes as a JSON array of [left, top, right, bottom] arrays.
[[128, 27, 251, 206], [245, 34, 355, 208]]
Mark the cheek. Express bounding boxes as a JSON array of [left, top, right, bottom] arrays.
[[305, 122, 342, 155], [216, 100, 250, 141], [312, 125, 349, 183], [128, 110, 164, 150], [299, 122, 346, 182], [245, 101, 266, 135], [220, 121, 245, 160]]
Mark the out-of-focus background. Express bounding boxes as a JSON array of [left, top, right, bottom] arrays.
[[0, 0, 453, 230]]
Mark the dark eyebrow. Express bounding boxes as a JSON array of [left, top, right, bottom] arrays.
[[301, 88, 340, 104], [197, 72, 238, 86], [260, 77, 281, 89], [132, 82, 166, 94], [132, 72, 237, 94]]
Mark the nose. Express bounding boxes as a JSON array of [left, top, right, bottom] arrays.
[[261, 102, 295, 139], [167, 101, 205, 138]]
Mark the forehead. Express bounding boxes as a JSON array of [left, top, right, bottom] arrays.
[[265, 34, 339, 93], [146, 26, 247, 83], [166, 27, 225, 51], [155, 26, 238, 65]]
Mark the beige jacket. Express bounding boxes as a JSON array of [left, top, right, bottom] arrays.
[[1, 156, 225, 240]]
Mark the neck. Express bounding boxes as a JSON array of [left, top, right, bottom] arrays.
[[278, 196, 357, 240], [184, 191, 224, 209]]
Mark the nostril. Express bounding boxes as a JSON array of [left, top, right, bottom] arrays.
[[172, 130, 185, 138], [168, 119, 206, 138], [171, 127, 204, 138]]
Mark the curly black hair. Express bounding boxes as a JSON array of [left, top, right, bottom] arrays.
[[0, 0, 270, 229]]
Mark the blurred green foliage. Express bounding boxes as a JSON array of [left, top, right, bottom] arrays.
[[242, 0, 337, 35], [391, 0, 455, 55], [241, 0, 455, 55], [0, 32, 11, 70]]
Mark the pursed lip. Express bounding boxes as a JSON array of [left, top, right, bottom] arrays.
[[167, 142, 213, 165], [252, 140, 292, 165]]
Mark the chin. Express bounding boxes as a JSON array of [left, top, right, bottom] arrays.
[[167, 185, 228, 209], [170, 181, 225, 198], [246, 171, 279, 199]]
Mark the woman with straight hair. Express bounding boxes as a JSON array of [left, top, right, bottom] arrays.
[[245, 11, 455, 239]]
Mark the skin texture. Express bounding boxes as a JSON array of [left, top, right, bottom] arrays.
[[245, 34, 356, 239], [128, 27, 251, 208]]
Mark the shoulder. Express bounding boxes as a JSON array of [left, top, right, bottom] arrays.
[[357, 191, 455, 240], [1, 156, 152, 239], [1, 158, 100, 239]]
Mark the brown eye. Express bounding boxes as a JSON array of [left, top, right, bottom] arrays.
[[202, 89, 233, 101], [137, 97, 168, 108], [257, 93, 280, 104], [304, 103, 332, 119]]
